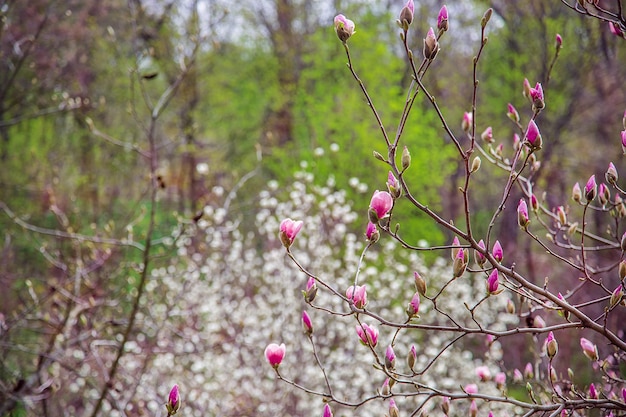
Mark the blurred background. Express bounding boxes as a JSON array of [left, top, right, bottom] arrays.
[[1, 0, 625, 416]]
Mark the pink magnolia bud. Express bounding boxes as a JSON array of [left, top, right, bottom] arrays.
[[407, 292, 420, 316], [589, 383, 598, 399], [486, 269, 499, 294], [279, 218, 303, 248], [385, 345, 396, 370], [423, 27, 439, 60], [166, 384, 181, 416], [462, 111, 473, 133], [518, 198, 530, 229], [621, 130, 626, 154], [452, 247, 467, 278], [585, 174, 597, 202], [369, 190, 393, 222], [606, 162, 618, 185], [475, 365, 492, 381], [334, 14, 355, 42], [598, 183, 610, 207], [451, 236, 461, 259], [366, 221, 379, 243], [302, 310, 313, 335], [356, 323, 378, 347], [481, 126, 493, 143], [556, 205, 567, 226], [513, 368, 523, 382], [530, 82, 545, 111], [524, 362, 534, 379], [389, 399, 400, 417], [387, 171, 401, 198], [555, 33, 563, 48], [530, 194, 539, 211], [304, 277, 317, 302], [381, 378, 391, 396], [475, 239, 486, 267], [610, 284, 624, 308], [622, 387, 626, 402], [545, 331, 558, 358], [495, 372, 506, 389], [400, 0, 415, 26], [469, 400, 478, 417], [346, 285, 368, 309], [492, 240, 503, 263], [264, 343, 286, 368], [507, 103, 520, 123], [572, 182, 582, 203], [437, 5, 449, 32], [465, 384, 478, 394], [580, 337, 598, 361], [323, 404, 333, 417], [525, 120, 542, 149], [533, 315, 546, 328]]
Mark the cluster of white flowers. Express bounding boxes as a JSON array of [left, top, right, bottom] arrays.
[[125, 164, 521, 417]]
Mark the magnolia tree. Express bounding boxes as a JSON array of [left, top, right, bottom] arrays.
[[263, 2, 626, 417]]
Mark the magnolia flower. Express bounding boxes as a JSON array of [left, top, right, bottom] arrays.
[[486, 269, 499, 294], [279, 218, 303, 248], [507, 103, 520, 123], [589, 383, 598, 399], [369, 190, 393, 222], [166, 384, 181, 415], [475, 365, 492, 381], [437, 5, 449, 32], [529, 82, 545, 110], [365, 221, 379, 243], [302, 310, 313, 335], [495, 372, 506, 389], [355, 323, 379, 347], [545, 331, 558, 358], [423, 27, 439, 60], [264, 343, 286, 368], [407, 292, 420, 316], [346, 285, 368, 309], [585, 174, 597, 202], [385, 345, 396, 369], [334, 14, 355, 42], [518, 198, 529, 228], [387, 171, 401, 198], [481, 126, 493, 143], [323, 404, 333, 417], [399, 0, 415, 26], [464, 383, 478, 394], [526, 119, 542, 149], [492, 240, 503, 262], [580, 337, 598, 361]]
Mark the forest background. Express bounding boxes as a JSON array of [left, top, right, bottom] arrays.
[[0, 0, 625, 416]]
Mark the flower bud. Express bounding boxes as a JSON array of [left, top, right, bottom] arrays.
[[513, 369, 523, 382], [423, 27, 439, 60], [462, 112, 472, 133], [530, 82, 545, 111], [492, 240, 503, 263], [621, 130, 626, 154], [385, 345, 396, 370], [495, 372, 506, 389], [486, 269, 500, 294], [441, 396, 450, 415], [598, 183, 610, 207], [606, 162, 618, 185], [610, 285, 624, 308], [481, 8, 493, 28], [402, 146, 411, 170], [452, 248, 467, 278], [524, 362, 534, 379], [334, 14, 355, 43], [471, 156, 481, 173], [506, 298, 515, 314], [530, 194, 539, 212], [437, 5, 449, 32], [303, 277, 318, 302], [369, 190, 393, 222], [525, 120, 542, 149], [323, 404, 333, 417], [407, 345, 417, 370], [589, 383, 598, 399], [366, 221, 379, 244], [407, 292, 420, 317], [481, 126, 493, 143], [381, 378, 391, 396], [475, 239, 487, 267], [387, 171, 402, 198], [302, 310, 313, 335], [346, 285, 368, 309], [518, 198, 530, 229], [545, 331, 558, 358], [475, 365, 492, 381], [619, 260, 626, 280], [469, 400, 478, 417], [166, 384, 181, 416], [556, 206, 567, 226], [523, 78, 532, 99], [507, 103, 520, 123], [399, 0, 415, 27], [579, 337, 598, 361], [389, 399, 400, 417], [555, 33, 563, 49], [572, 182, 582, 203], [414, 271, 427, 295], [585, 175, 597, 202], [621, 232, 626, 251]]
